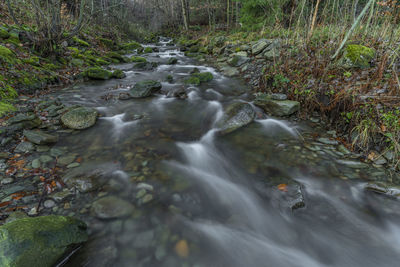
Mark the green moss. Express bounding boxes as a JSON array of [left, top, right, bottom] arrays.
[[344, 45, 375, 68], [73, 36, 90, 47], [0, 27, 10, 39], [112, 69, 126, 79], [106, 52, 124, 62], [0, 216, 87, 267], [131, 56, 147, 63], [43, 63, 58, 70], [0, 101, 15, 117], [95, 58, 109, 65], [189, 45, 200, 53], [98, 37, 115, 48], [192, 72, 213, 83], [22, 56, 40, 66], [84, 67, 113, 80], [184, 76, 201, 86], [0, 45, 17, 64], [143, 47, 153, 53]]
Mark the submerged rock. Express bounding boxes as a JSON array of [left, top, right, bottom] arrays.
[[167, 57, 178, 65], [91, 196, 135, 219], [0, 216, 87, 267], [216, 102, 256, 135], [129, 80, 162, 98], [23, 130, 58, 145], [61, 107, 98, 130], [254, 96, 300, 117]]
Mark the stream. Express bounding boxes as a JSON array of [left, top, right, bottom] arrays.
[[50, 38, 400, 267]]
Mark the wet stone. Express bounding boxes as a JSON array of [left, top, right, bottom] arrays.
[[15, 142, 35, 153], [67, 162, 80, 168], [58, 155, 76, 165], [39, 155, 53, 164], [336, 159, 369, 169], [133, 230, 154, 248], [1, 177, 14, 185], [44, 199, 56, 208], [31, 159, 41, 168], [23, 130, 58, 145], [317, 137, 339, 145], [91, 196, 135, 219]]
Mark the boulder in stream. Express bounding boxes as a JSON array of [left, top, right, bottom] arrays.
[[23, 129, 58, 145], [254, 95, 300, 117], [91, 196, 135, 219], [0, 216, 87, 267], [61, 107, 98, 130], [216, 102, 256, 135], [85, 67, 113, 80], [129, 80, 162, 98]]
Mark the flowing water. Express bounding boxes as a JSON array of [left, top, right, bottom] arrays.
[[53, 38, 400, 266]]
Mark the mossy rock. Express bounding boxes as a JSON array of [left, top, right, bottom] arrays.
[[129, 80, 162, 98], [106, 52, 124, 62], [131, 56, 147, 63], [73, 36, 90, 47], [184, 76, 201, 86], [344, 44, 375, 68], [112, 69, 126, 79], [167, 57, 178, 65], [61, 107, 98, 130], [0, 27, 10, 39], [0, 45, 17, 64], [0, 102, 15, 117], [0, 215, 88, 267], [192, 72, 213, 83], [98, 37, 115, 48], [85, 67, 113, 80], [22, 56, 40, 66], [143, 47, 153, 53], [43, 63, 58, 70]]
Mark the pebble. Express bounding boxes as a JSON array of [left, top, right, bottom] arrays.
[[142, 194, 153, 204], [1, 177, 14, 185], [136, 182, 154, 191], [44, 199, 56, 208], [67, 162, 80, 168], [32, 158, 41, 168], [39, 155, 53, 164], [317, 137, 339, 145]]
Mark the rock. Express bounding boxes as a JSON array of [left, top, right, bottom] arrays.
[[58, 155, 76, 166], [221, 66, 239, 77], [133, 62, 158, 70], [6, 114, 42, 131], [365, 182, 400, 198], [0, 27, 10, 39], [216, 102, 256, 135], [67, 162, 80, 168], [129, 80, 162, 98], [1, 177, 14, 185], [317, 137, 339, 145], [174, 240, 189, 259], [91, 196, 134, 219], [213, 36, 226, 47], [39, 155, 53, 164], [228, 55, 250, 67], [85, 67, 113, 80], [23, 130, 58, 145], [5, 211, 28, 224], [61, 107, 98, 130], [0, 216, 87, 267], [43, 199, 56, 208], [133, 230, 154, 248], [269, 93, 287, 100], [343, 44, 375, 68], [254, 97, 300, 117], [112, 69, 126, 79], [31, 159, 41, 168], [64, 175, 99, 193], [14, 142, 35, 153], [252, 39, 271, 55], [167, 58, 178, 65], [336, 159, 369, 169]]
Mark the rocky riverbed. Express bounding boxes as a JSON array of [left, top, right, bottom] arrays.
[[1, 37, 400, 267]]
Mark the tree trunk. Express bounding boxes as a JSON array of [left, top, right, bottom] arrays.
[[181, 0, 188, 30]]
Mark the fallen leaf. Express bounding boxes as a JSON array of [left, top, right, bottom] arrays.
[[277, 184, 288, 192], [174, 239, 189, 258]]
